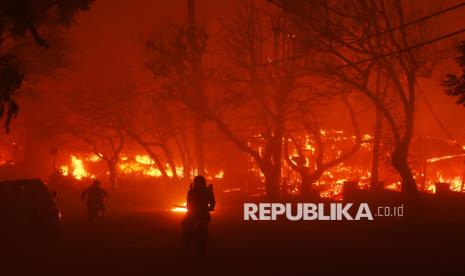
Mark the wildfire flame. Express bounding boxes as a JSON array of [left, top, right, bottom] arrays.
[[214, 170, 224, 179], [71, 155, 88, 180], [250, 129, 465, 198], [59, 153, 224, 181], [53, 128, 463, 200], [119, 155, 184, 178], [135, 154, 154, 165]]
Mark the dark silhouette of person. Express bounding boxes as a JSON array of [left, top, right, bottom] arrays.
[[182, 175, 215, 252], [81, 180, 108, 221]]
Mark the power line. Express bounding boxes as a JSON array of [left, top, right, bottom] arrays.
[[209, 26, 465, 83], [334, 27, 465, 70], [418, 86, 465, 153], [206, 1, 465, 72]]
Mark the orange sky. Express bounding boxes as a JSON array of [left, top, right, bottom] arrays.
[[9, 0, 465, 145]]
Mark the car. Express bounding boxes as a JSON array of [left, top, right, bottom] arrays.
[[0, 179, 61, 240]]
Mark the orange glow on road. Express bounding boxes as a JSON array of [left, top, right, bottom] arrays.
[[171, 202, 187, 213]]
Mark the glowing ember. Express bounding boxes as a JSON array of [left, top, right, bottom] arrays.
[[120, 155, 129, 161], [385, 182, 401, 192], [86, 153, 101, 162], [60, 165, 69, 176], [427, 154, 465, 163], [215, 170, 225, 179], [171, 202, 187, 213]]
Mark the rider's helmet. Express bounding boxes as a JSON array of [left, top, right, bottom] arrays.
[[92, 180, 101, 187], [193, 175, 207, 189]]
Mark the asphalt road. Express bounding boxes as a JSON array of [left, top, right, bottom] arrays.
[[2, 208, 465, 275]]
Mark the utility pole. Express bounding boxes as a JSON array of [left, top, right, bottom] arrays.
[[187, 0, 205, 175]]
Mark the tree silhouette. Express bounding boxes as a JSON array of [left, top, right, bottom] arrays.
[[443, 41, 465, 106], [144, 0, 209, 175], [61, 83, 128, 189], [0, 0, 94, 132], [271, 0, 442, 213], [283, 97, 362, 198], [0, 55, 22, 133], [213, 2, 323, 199], [118, 94, 190, 183]]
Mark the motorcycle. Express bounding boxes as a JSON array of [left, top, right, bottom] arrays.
[[181, 183, 215, 252], [86, 202, 105, 223], [182, 216, 209, 252]]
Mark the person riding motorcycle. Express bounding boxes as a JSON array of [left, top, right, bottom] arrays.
[[182, 175, 215, 252], [81, 180, 108, 222]]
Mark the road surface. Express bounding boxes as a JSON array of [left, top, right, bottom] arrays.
[[3, 208, 465, 275]]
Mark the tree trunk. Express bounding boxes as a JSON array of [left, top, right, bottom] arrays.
[[149, 151, 170, 182], [264, 167, 280, 200], [370, 106, 383, 190], [394, 79, 421, 216], [391, 146, 420, 216], [267, 108, 285, 199], [136, 141, 170, 182], [106, 160, 117, 189], [193, 116, 205, 175], [174, 131, 191, 179], [300, 172, 311, 197], [300, 172, 319, 198], [162, 144, 179, 182], [300, 167, 327, 198]]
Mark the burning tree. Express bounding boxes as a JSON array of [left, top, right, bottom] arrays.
[[271, 0, 442, 210], [212, 2, 329, 199], [283, 96, 362, 197]]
